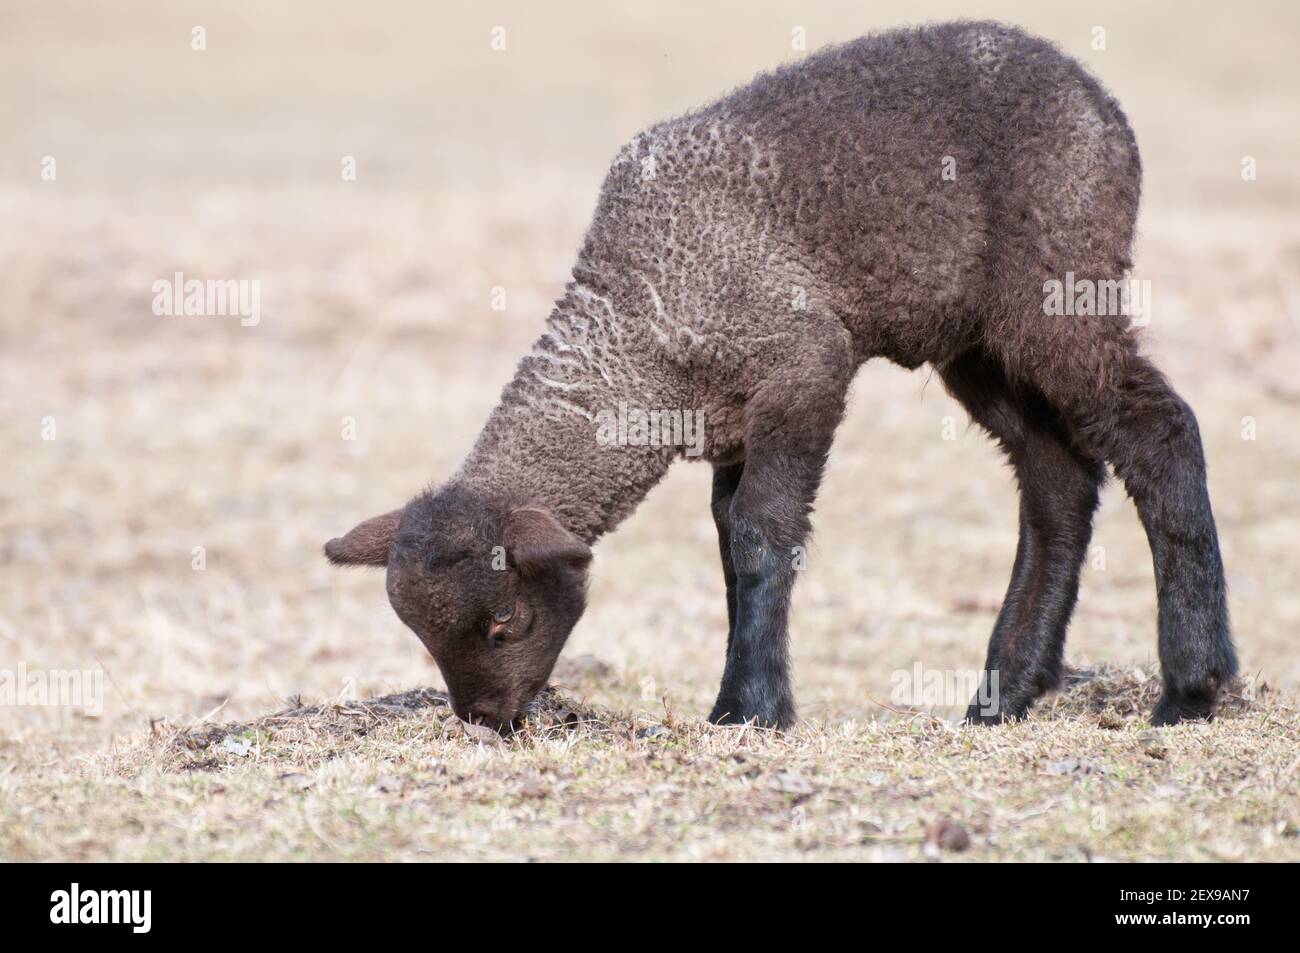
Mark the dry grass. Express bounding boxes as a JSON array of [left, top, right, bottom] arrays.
[[4, 665, 1298, 861], [2, 1, 1299, 861]]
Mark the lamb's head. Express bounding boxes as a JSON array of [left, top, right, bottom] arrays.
[[324, 486, 591, 730]]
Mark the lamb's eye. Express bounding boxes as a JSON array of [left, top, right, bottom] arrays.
[[492, 605, 515, 624]]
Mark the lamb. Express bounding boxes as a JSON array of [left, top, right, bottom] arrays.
[[325, 20, 1236, 730]]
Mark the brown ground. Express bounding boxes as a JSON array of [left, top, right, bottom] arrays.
[[2, 0, 1298, 861]]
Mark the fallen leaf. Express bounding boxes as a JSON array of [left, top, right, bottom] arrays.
[[446, 717, 506, 747], [925, 818, 971, 852]]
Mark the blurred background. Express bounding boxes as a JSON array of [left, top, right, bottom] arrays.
[[2, 0, 1298, 758]]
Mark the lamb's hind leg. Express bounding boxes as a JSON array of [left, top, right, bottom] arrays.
[[1096, 357, 1236, 724], [993, 318, 1236, 724], [940, 350, 1104, 723]]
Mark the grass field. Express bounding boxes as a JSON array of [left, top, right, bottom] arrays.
[[3, 0, 1299, 861]]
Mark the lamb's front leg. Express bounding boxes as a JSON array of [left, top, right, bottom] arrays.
[[708, 499, 801, 728], [709, 351, 850, 729], [710, 462, 744, 656]]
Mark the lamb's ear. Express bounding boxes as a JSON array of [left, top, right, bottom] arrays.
[[324, 509, 402, 567], [504, 507, 591, 576]]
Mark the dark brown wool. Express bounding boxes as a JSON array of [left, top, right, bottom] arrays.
[[327, 21, 1235, 730]]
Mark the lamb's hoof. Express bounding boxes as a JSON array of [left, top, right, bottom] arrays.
[[1151, 691, 1216, 727], [708, 698, 795, 731], [963, 698, 1027, 726]]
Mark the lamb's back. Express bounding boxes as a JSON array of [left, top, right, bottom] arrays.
[[570, 21, 1141, 381]]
